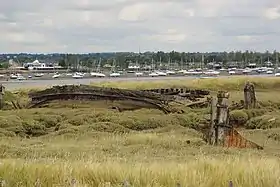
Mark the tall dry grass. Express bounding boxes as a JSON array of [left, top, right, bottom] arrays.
[[0, 157, 279, 187], [0, 76, 280, 186], [91, 76, 280, 91]]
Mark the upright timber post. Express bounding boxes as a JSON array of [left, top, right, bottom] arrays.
[[244, 81, 256, 109], [0, 84, 5, 109], [209, 91, 230, 146], [208, 96, 217, 145]]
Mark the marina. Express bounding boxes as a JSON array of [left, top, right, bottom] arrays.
[[1, 73, 274, 90]]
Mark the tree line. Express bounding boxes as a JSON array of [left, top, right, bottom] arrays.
[[0, 50, 279, 69]]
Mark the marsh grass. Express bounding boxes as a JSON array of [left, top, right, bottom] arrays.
[[1, 77, 280, 186], [91, 76, 280, 91], [0, 157, 280, 187]]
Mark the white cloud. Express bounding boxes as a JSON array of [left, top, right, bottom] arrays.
[[263, 7, 280, 20], [146, 29, 186, 44], [0, 0, 280, 53]]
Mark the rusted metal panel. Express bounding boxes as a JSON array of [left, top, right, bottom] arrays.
[[224, 129, 263, 150]]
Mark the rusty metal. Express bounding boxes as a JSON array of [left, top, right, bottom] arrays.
[[224, 128, 263, 150]]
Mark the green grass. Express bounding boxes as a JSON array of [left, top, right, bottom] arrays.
[[91, 76, 280, 91], [1, 77, 280, 186]]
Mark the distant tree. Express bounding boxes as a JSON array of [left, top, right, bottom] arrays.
[[0, 62, 10, 69]]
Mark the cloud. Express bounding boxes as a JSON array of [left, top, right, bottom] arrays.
[[0, 0, 280, 53]]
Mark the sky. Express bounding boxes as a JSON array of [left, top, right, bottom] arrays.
[[0, 0, 280, 53]]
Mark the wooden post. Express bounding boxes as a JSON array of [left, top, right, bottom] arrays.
[[244, 81, 256, 109], [209, 91, 230, 146], [208, 96, 217, 145], [0, 84, 5, 110], [215, 91, 230, 146]]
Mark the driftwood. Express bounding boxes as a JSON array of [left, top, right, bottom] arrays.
[[28, 85, 177, 114]]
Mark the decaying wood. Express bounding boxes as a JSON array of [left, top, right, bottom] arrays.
[[142, 88, 210, 102], [0, 84, 5, 110], [185, 97, 211, 108], [244, 81, 256, 109], [208, 97, 217, 145], [213, 91, 230, 145], [205, 90, 263, 149], [28, 85, 177, 114]]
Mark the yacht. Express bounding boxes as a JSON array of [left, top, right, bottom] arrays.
[[109, 72, 121, 77], [34, 73, 44, 77], [90, 72, 106, 77], [10, 74, 19, 79], [52, 73, 61, 79], [266, 70, 274, 74], [156, 71, 167, 76], [229, 70, 236, 75], [148, 72, 159, 77], [109, 59, 121, 77], [72, 72, 84, 79], [203, 70, 220, 76], [177, 69, 188, 74], [90, 58, 106, 77], [166, 70, 176, 75], [242, 68, 252, 74], [135, 72, 143, 77], [17, 75, 26, 80]]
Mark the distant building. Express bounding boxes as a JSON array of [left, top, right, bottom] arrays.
[[227, 61, 239, 68], [24, 60, 63, 71], [247, 63, 256, 68], [207, 62, 222, 69], [264, 61, 273, 67]]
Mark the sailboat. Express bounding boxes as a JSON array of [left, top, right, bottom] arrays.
[[274, 52, 280, 77], [134, 49, 143, 77], [166, 57, 176, 75], [52, 72, 61, 78], [90, 58, 106, 77], [110, 59, 121, 77], [154, 57, 167, 76], [149, 58, 159, 77], [72, 72, 84, 79], [135, 60, 143, 77]]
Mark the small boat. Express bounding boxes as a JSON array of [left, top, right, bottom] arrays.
[[266, 70, 273, 74], [135, 72, 143, 76], [229, 71, 236, 75], [177, 69, 188, 74], [17, 75, 26, 80], [90, 72, 106, 77], [72, 72, 84, 79], [109, 72, 121, 77], [52, 74, 61, 78], [28, 75, 32, 78], [34, 73, 44, 77], [275, 73, 280, 77], [203, 70, 220, 76], [148, 72, 159, 77], [156, 71, 167, 76], [10, 74, 18, 79], [242, 68, 252, 74], [166, 70, 176, 75]]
